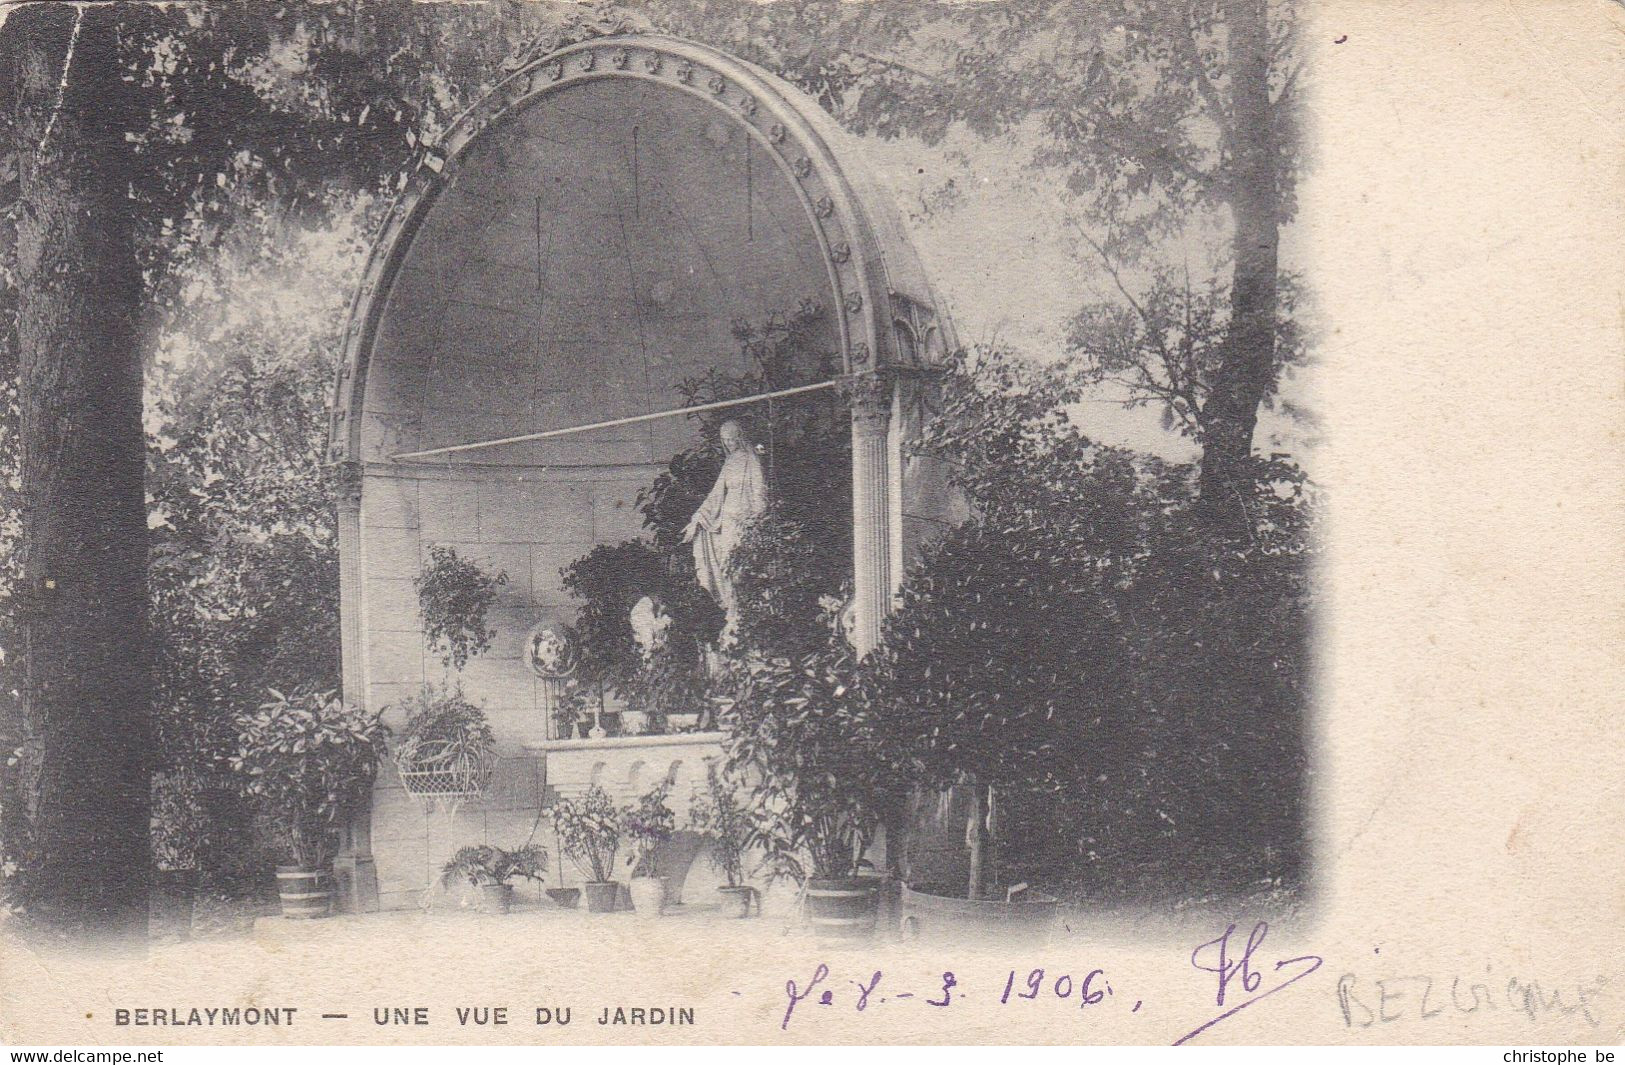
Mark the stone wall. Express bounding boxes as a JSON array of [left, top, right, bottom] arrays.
[[359, 462, 657, 910]]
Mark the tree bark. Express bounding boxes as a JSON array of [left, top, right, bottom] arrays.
[[965, 784, 989, 900], [1198, 0, 1280, 519], [9, 3, 151, 941]]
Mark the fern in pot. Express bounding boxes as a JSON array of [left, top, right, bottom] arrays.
[[440, 843, 547, 915]]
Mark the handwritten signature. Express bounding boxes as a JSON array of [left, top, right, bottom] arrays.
[[1173, 920, 1324, 1045]]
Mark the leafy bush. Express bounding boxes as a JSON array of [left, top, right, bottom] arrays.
[[547, 785, 621, 883], [864, 346, 1318, 899], [621, 783, 675, 879], [440, 843, 547, 888], [560, 541, 721, 725], [688, 763, 752, 888], [227, 688, 387, 868], [728, 512, 851, 658], [415, 545, 507, 672], [719, 642, 890, 882]]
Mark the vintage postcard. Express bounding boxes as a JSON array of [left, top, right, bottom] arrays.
[[0, 0, 1619, 1050]]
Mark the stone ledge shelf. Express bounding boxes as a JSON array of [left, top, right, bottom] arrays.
[[521, 732, 726, 810]]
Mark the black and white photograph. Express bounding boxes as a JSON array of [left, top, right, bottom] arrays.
[[0, 0, 1618, 1052]]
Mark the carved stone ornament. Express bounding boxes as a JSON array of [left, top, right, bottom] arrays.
[[830, 241, 851, 263], [768, 123, 787, 145], [612, 47, 630, 69], [707, 73, 726, 95], [643, 52, 662, 73], [815, 196, 835, 218], [334, 461, 364, 508], [578, 51, 596, 72], [794, 156, 813, 179], [676, 60, 694, 84], [846, 370, 892, 432], [738, 95, 757, 116], [548, 61, 564, 81], [850, 340, 871, 365], [844, 291, 864, 314]]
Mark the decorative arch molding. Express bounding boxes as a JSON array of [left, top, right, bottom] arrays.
[[327, 33, 951, 464]]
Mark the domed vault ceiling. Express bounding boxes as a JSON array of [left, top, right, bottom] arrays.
[[360, 75, 841, 468]]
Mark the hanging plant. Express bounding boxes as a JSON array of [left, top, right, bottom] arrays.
[[415, 544, 507, 671], [390, 682, 498, 800]]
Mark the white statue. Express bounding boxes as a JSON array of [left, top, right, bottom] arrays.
[[629, 595, 672, 660], [682, 418, 768, 624]]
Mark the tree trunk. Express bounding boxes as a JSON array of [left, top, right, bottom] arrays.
[[9, 4, 151, 941], [965, 784, 990, 900], [1199, 0, 1280, 520]]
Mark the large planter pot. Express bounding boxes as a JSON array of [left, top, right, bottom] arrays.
[[805, 877, 880, 940], [717, 885, 756, 919], [478, 883, 514, 915], [628, 876, 667, 918], [897, 882, 1060, 942], [275, 864, 332, 920], [582, 880, 620, 913]]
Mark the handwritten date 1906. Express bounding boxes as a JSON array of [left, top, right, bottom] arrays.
[[782, 963, 1123, 1030]]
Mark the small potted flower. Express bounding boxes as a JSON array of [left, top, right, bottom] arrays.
[[547, 785, 621, 912], [622, 782, 676, 917], [688, 764, 756, 918], [439, 843, 547, 914]]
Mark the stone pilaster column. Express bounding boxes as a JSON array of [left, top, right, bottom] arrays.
[[336, 461, 366, 707], [332, 461, 380, 912], [849, 372, 895, 658]]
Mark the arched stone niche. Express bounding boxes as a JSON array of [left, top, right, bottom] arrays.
[[327, 35, 957, 911]]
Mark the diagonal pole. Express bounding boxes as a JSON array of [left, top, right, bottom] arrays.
[[390, 377, 847, 463]]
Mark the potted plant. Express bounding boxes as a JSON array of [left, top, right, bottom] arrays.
[[415, 544, 507, 672], [228, 688, 387, 919], [439, 843, 547, 914], [688, 763, 756, 918], [391, 683, 496, 799], [719, 645, 889, 939], [621, 782, 676, 917], [553, 680, 602, 740], [547, 785, 621, 912]]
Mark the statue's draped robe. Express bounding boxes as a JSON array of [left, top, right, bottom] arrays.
[[691, 447, 768, 618]]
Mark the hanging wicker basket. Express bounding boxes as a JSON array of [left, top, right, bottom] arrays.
[[394, 739, 496, 802]]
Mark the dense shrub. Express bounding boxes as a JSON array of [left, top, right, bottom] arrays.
[[865, 347, 1318, 900]]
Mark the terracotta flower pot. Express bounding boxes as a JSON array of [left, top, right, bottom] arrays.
[[717, 885, 756, 919], [628, 875, 667, 917], [582, 880, 620, 913], [479, 883, 514, 914]]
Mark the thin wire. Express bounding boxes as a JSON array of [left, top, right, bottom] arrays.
[[391, 377, 848, 462]]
